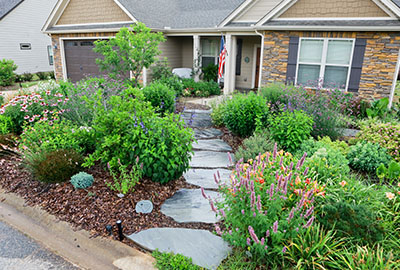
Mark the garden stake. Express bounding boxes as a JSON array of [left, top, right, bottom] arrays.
[[116, 220, 124, 241], [106, 225, 113, 236]]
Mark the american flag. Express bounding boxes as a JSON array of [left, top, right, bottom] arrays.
[[218, 36, 226, 80]]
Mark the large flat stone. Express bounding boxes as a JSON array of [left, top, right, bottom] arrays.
[[194, 128, 223, 139], [127, 228, 231, 270], [161, 189, 219, 223], [182, 113, 213, 128], [190, 151, 233, 169], [184, 168, 231, 189], [193, 139, 232, 152]]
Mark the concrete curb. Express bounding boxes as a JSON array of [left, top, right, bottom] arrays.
[[0, 189, 155, 270]]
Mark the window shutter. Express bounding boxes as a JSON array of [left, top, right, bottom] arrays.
[[286, 37, 299, 85], [236, 39, 243, 76], [348, 38, 367, 92]]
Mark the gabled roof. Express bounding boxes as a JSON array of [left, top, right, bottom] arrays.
[[0, 0, 24, 20], [118, 0, 245, 29]]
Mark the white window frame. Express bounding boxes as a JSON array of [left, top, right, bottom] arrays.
[[201, 38, 219, 67], [295, 37, 356, 91]]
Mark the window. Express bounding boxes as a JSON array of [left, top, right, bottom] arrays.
[[201, 39, 218, 68], [296, 38, 354, 90], [20, 43, 31, 50], [47, 45, 54, 66]]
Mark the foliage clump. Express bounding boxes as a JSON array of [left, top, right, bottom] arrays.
[[70, 172, 94, 189], [152, 250, 200, 270], [234, 130, 276, 162], [142, 82, 176, 115], [0, 59, 17, 86]]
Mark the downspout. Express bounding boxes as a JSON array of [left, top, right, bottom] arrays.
[[255, 29, 265, 89], [389, 48, 400, 109]]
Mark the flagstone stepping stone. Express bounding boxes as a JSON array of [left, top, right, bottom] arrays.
[[194, 128, 223, 139], [183, 109, 212, 115], [161, 189, 219, 223], [184, 168, 232, 189], [181, 112, 213, 128], [193, 139, 232, 152], [190, 151, 233, 168], [127, 228, 231, 270]]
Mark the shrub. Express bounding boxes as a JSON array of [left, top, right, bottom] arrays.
[[0, 115, 14, 135], [258, 82, 299, 113], [202, 63, 218, 82], [107, 157, 142, 194], [376, 161, 400, 184], [156, 75, 184, 96], [15, 74, 24, 83], [298, 137, 350, 157], [356, 122, 400, 162], [181, 78, 220, 97], [142, 82, 176, 115], [151, 58, 172, 81], [22, 72, 34, 82], [269, 110, 313, 153], [234, 131, 276, 162], [347, 141, 392, 174], [222, 92, 268, 137], [84, 88, 194, 184], [70, 172, 94, 189], [25, 149, 83, 183], [204, 148, 325, 264], [0, 94, 4, 106], [36, 72, 48, 80], [0, 59, 17, 86], [210, 99, 227, 127], [152, 250, 200, 270], [47, 71, 55, 79]]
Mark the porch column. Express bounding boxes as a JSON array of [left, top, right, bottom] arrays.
[[224, 34, 237, 95], [143, 67, 148, 86], [193, 35, 201, 82]]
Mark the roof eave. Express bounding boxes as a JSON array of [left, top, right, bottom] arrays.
[[255, 25, 400, 31]]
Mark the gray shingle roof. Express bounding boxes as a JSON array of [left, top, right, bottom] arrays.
[[392, 0, 400, 8], [0, 0, 24, 20], [262, 20, 400, 27], [118, 0, 245, 29]]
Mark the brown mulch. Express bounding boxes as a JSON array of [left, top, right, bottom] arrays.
[[0, 155, 215, 244], [176, 101, 211, 113], [219, 127, 244, 153]]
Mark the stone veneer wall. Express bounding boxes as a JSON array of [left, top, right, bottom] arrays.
[[261, 31, 400, 100], [51, 32, 117, 81]]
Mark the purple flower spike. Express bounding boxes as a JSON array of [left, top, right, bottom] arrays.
[[305, 206, 314, 219], [279, 157, 283, 167], [289, 162, 294, 171], [303, 167, 309, 176], [282, 247, 287, 253], [273, 221, 279, 233], [273, 143, 277, 160], [303, 216, 315, 229], [256, 195, 262, 211], [251, 191, 256, 208], [266, 230, 270, 238], [261, 237, 265, 245], [214, 173, 219, 185], [228, 152, 233, 164], [253, 212, 256, 217], [201, 187, 208, 199], [220, 209, 226, 218], [241, 209, 245, 215], [209, 201, 217, 212], [247, 238, 251, 246], [248, 226, 260, 243]]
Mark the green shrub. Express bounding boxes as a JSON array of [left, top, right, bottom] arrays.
[[376, 160, 400, 184], [151, 58, 173, 81], [107, 157, 142, 194], [0, 94, 4, 106], [47, 71, 55, 79], [210, 99, 227, 127], [234, 131, 275, 162], [356, 122, 400, 162], [142, 82, 176, 115], [298, 136, 350, 157], [0, 115, 14, 135], [0, 59, 17, 86], [269, 110, 313, 153], [156, 75, 184, 96], [70, 172, 94, 189], [181, 78, 220, 97], [15, 74, 24, 83], [318, 201, 384, 244], [36, 72, 48, 80], [222, 92, 268, 137], [202, 63, 218, 82], [22, 72, 34, 82], [152, 250, 200, 270], [347, 141, 392, 174], [84, 88, 194, 184], [25, 149, 83, 183], [258, 82, 299, 112]]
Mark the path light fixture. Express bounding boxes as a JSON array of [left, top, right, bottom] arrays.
[[116, 220, 124, 241], [106, 225, 113, 236]]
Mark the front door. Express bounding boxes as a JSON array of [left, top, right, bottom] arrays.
[[254, 47, 261, 89]]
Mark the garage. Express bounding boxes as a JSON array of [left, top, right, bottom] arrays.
[[63, 39, 107, 82]]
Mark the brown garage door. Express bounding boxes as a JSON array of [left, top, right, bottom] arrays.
[[64, 40, 107, 82]]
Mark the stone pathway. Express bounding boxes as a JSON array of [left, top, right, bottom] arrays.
[[127, 109, 233, 270]]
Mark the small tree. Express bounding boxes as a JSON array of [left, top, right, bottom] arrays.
[[94, 22, 165, 87], [0, 59, 17, 87]]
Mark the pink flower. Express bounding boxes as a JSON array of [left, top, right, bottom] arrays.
[[386, 192, 395, 200], [24, 115, 29, 120], [339, 181, 347, 187]]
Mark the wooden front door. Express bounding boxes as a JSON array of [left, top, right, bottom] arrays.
[[254, 47, 261, 89]]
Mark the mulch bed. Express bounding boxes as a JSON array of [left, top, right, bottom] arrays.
[[0, 154, 214, 246], [219, 127, 244, 153]]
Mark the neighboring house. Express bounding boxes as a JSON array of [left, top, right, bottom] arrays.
[[0, 0, 57, 74], [43, 0, 400, 106]]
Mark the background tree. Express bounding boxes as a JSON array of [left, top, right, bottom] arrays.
[[94, 22, 165, 87]]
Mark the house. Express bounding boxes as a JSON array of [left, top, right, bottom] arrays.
[[43, 0, 400, 106], [0, 0, 58, 74]]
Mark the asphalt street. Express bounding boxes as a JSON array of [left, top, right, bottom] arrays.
[[0, 221, 80, 270]]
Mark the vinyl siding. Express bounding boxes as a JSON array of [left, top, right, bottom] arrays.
[[181, 37, 194, 68], [234, 0, 282, 22], [235, 36, 261, 89], [280, 0, 389, 18], [0, 0, 57, 74], [56, 0, 132, 25]]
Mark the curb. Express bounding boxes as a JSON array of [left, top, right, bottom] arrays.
[[0, 189, 155, 270]]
